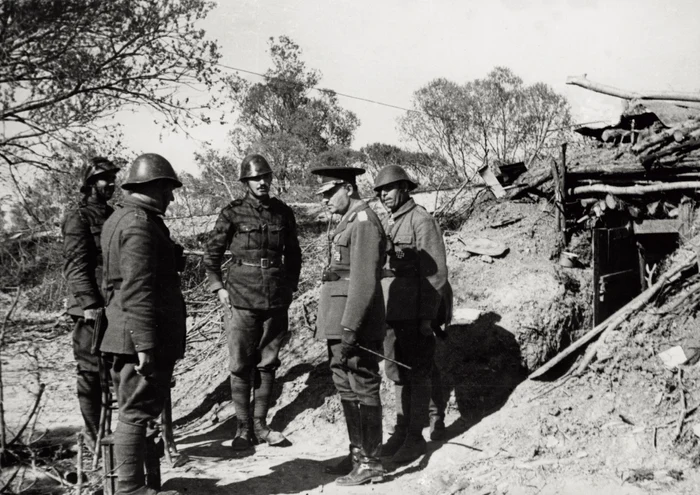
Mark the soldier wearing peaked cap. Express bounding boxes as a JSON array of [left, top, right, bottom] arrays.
[[312, 166, 387, 486], [100, 153, 186, 495], [374, 164, 450, 464], [62, 156, 119, 447], [203, 154, 302, 450]]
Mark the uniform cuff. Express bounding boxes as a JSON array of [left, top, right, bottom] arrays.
[[76, 293, 102, 310]]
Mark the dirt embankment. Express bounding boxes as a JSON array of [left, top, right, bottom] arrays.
[[11, 195, 700, 494]]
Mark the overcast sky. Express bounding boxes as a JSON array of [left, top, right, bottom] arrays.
[[119, 0, 700, 175]]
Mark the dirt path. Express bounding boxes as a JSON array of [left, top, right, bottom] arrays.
[[5, 314, 700, 495]]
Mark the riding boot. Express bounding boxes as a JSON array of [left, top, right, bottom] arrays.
[[325, 400, 361, 475], [252, 370, 286, 445], [392, 375, 430, 464], [77, 370, 102, 445], [229, 374, 253, 450], [336, 404, 384, 486], [114, 421, 147, 495], [381, 383, 409, 457]]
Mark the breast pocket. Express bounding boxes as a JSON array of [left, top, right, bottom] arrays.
[[237, 223, 262, 250], [268, 224, 285, 251]]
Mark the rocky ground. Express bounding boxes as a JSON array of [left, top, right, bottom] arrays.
[[3, 196, 700, 494]]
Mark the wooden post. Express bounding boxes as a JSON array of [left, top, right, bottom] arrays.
[[551, 144, 567, 254]]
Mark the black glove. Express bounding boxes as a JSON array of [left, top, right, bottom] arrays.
[[340, 328, 358, 364]]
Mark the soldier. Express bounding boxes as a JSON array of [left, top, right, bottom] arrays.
[[62, 157, 120, 447], [312, 166, 387, 486], [204, 154, 302, 450], [100, 153, 185, 495], [373, 165, 448, 464]]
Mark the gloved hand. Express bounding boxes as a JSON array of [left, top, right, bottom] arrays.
[[419, 319, 434, 337], [173, 243, 186, 271], [340, 328, 358, 364]]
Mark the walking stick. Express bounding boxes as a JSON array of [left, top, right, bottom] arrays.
[[354, 344, 412, 371]]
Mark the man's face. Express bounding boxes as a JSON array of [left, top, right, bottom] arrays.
[[321, 183, 352, 215], [245, 173, 273, 199], [159, 181, 177, 213], [93, 172, 117, 201], [379, 181, 410, 213]]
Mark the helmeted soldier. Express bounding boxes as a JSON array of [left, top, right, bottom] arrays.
[[100, 153, 186, 495], [373, 164, 449, 464], [203, 154, 302, 450], [62, 156, 120, 447], [312, 166, 387, 486]]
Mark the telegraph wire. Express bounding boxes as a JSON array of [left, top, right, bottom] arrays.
[[212, 60, 606, 130]]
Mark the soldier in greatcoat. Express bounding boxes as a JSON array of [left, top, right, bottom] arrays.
[[312, 166, 387, 486], [204, 154, 302, 449], [373, 165, 449, 464], [62, 157, 119, 446], [100, 153, 185, 495]]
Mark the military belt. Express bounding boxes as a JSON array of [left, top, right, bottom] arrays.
[[381, 269, 418, 278], [234, 257, 283, 269]]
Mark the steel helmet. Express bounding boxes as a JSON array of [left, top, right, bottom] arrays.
[[81, 157, 120, 189], [121, 153, 182, 190], [373, 165, 418, 192], [239, 154, 273, 181]]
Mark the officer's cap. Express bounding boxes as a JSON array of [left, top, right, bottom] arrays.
[[310, 166, 365, 195]]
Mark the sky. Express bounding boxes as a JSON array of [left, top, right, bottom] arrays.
[[119, 0, 700, 176]]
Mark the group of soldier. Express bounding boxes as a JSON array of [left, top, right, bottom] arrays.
[[62, 151, 450, 494]]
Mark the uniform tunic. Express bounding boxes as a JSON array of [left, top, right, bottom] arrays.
[[204, 194, 302, 309], [62, 197, 112, 370], [204, 194, 302, 375], [99, 195, 186, 426], [381, 198, 448, 383], [316, 200, 386, 406], [100, 195, 186, 362]]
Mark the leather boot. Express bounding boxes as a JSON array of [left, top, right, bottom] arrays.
[[114, 421, 147, 495], [252, 370, 286, 445], [336, 404, 384, 486], [392, 375, 430, 464], [77, 370, 102, 446], [325, 400, 361, 475], [229, 374, 253, 450], [382, 383, 408, 457]]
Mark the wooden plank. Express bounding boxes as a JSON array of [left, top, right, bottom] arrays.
[[632, 219, 681, 235], [478, 164, 506, 198]]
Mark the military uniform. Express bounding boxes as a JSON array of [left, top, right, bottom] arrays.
[[204, 192, 301, 446], [380, 197, 448, 460], [317, 201, 386, 401], [316, 196, 386, 484], [62, 196, 113, 442], [101, 194, 186, 495]]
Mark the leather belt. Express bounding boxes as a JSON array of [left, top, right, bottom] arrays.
[[381, 269, 418, 279], [235, 257, 282, 269]]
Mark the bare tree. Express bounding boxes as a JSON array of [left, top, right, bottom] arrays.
[[398, 67, 573, 181]]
